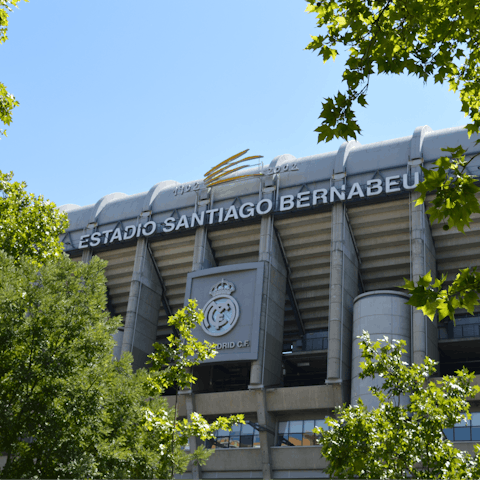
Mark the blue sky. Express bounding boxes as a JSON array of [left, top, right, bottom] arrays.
[[1, 1, 468, 208]]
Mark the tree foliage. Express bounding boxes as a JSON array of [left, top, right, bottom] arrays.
[[305, 0, 480, 142], [400, 146, 480, 321], [0, 252, 242, 479], [0, 170, 68, 264], [145, 300, 245, 478], [0, 1, 26, 136], [315, 333, 480, 479], [305, 1, 480, 323], [0, 171, 242, 478]]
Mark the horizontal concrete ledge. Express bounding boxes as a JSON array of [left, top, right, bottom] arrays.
[[273, 471, 328, 479], [179, 469, 328, 479], [202, 473, 262, 479], [201, 446, 262, 472], [165, 384, 343, 417], [271, 446, 327, 472], [354, 289, 410, 304], [266, 384, 342, 413], [454, 442, 477, 455]]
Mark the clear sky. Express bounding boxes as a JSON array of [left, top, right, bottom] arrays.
[[1, 1, 468, 208]]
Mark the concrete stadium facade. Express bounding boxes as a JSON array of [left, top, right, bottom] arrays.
[[62, 125, 480, 479]]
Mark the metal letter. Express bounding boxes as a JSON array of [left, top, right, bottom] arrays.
[[366, 179, 383, 196], [256, 198, 273, 215], [163, 217, 176, 233], [279, 195, 295, 212], [296, 191, 311, 208], [78, 234, 90, 249], [89, 232, 102, 247], [142, 220, 156, 236], [239, 202, 255, 218], [386, 175, 401, 193]]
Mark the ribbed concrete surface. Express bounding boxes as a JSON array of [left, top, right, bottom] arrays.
[[348, 197, 410, 291], [150, 235, 196, 338], [275, 212, 331, 334], [96, 246, 136, 319]]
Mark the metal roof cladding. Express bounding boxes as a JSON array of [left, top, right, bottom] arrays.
[[61, 125, 480, 236]]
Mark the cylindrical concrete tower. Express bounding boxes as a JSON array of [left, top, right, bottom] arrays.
[[351, 290, 411, 408]]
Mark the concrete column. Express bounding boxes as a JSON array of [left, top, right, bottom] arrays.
[[182, 226, 218, 480], [352, 291, 411, 407], [254, 387, 275, 480], [81, 248, 93, 263], [121, 238, 163, 370], [250, 214, 287, 387], [410, 169, 438, 364], [192, 226, 216, 271], [180, 389, 202, 480], [326, 201, 359, 401]]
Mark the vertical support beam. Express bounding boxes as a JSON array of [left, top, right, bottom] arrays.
[[182, 226, 217, 480], [192, 226, 216, 271], [255, 387, 275, 480], [121, 238, 164, 370], [410, 169, 439, 364], [81, 248, 93, 263], [250, 214, 287, 387], [326, 200, 359, 402], [409, 125, 438, 364], [275, 228, 305, 337], [182, 390, 202, 480]]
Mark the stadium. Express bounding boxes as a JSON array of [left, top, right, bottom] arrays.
[[62, 125, 480, 479]]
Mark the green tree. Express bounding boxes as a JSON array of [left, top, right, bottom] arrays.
[[315, 332, 480, 479], [145, 300, 244, 478], [0, 170, 68, 264], [0, 1, 26, 136], [305, 0, 480, 142], [0, 252, 242, 479], [0, 172, 242, 478], [305, 0, 480, 322], [401, 145, 480, 321]]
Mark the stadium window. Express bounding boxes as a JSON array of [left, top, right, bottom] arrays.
[[444, 412, 480, 441], [205, 423, 260, 449], [276, 419, 327, 446]]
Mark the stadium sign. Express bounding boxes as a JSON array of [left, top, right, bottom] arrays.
[[78, 171, 418, 249]]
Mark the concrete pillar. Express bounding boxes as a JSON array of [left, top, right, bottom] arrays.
[[351, 290, 411, 407], [81, 248, 92, 263], [182, 226, 217, 480], [250, 213, 287, 387], [326, 201, 359, 401], [410, 170, 439, 364], [179, 389, 202, 480], [192, 226, 216, 271], [253, 387, 275, 480], [121, 238, 163, 370]]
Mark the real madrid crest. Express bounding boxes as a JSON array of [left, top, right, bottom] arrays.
[[201, 279, 240, 337]]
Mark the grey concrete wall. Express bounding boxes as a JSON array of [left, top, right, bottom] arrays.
[[270, 446, 327, 473], [266, 384, 342, 413], [250, 213, 287, 388], [351, 290, 411, 408], [327, 201, 359, 402], [121, 238, 163, 370], [112, 329, 124, 360], [200, 447, 263, 473], [410, 169, 439, 364], [165, 384, 342, 417], [192, 226, 216, 271]]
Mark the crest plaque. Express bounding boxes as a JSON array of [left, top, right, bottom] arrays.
[[201, 279, 240, 336]]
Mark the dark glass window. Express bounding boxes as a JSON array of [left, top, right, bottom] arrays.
[[276, 419, 327, 446], [443, 412, 480, 442], [206, 423, 260, 449]]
